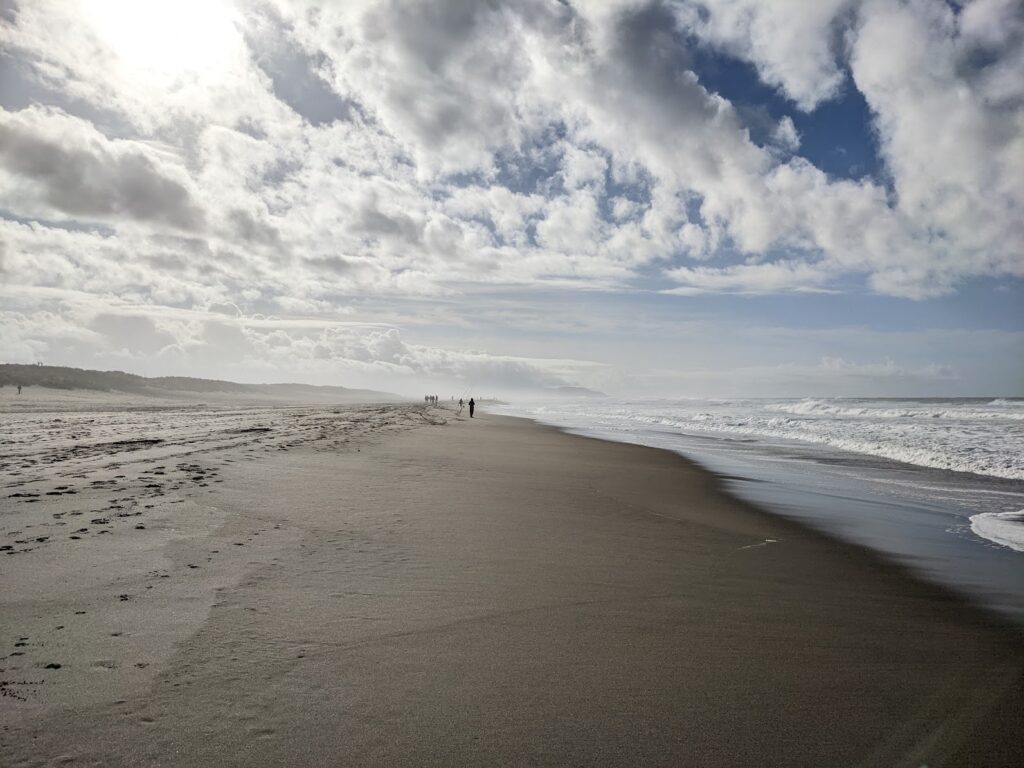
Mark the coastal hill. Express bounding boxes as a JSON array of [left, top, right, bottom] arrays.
[[0, 364, 403, 404]]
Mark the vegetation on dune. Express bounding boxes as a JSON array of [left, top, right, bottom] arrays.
[[0, 364, 400, 402]]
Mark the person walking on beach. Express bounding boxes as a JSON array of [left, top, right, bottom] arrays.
[[469, 397, 475, 418]]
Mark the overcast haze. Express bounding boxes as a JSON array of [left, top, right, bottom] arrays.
[[1, 0, 1022, 397]]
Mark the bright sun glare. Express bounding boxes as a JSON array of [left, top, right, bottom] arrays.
[[81, 0, 242, 82]]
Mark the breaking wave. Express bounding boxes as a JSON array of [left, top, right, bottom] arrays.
[[512, 397, 1024, 481], [766, 398, 1024, 421]]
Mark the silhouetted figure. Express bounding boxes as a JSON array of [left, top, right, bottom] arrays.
[[469, 398, 475, 418], [17, 384, 22, 395]]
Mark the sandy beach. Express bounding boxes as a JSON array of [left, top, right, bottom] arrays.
[[2, 395, 1022, 766]]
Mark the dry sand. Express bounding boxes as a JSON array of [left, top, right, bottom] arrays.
[[2, 397, 1022, 766]]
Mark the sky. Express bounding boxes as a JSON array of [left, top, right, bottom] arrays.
[[0, 0, 1022, 398]]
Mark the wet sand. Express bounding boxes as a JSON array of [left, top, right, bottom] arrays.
[[2, 398, 1022, 766]]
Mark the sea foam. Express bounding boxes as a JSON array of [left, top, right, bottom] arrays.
[[970, 511, 1024, 552]]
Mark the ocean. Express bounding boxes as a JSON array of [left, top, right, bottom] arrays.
[[494, 397, 1024, 620]]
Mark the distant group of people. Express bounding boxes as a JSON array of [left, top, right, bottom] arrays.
[[424, 393, 475, 418]]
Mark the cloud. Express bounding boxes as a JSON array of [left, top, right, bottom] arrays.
[[276, 0, 567, 176], [88, 312, 178, 355], [664, 260, 833, 294], [2, 0, 1020, 303], [0, 105, 204, 229], [5, 282, 1022, 397], [249, 322, 600, 391], [243, 1, 353, 126], [0, 0, 1021, 396], [673, 0, 857, 111], [814, 356, 956, 383], [850, 0, 1024, 284], [0, 289, 597, 393], [635, 355, 959, 397], [0, 0, 284, 133], [772, 115, 800, 152]]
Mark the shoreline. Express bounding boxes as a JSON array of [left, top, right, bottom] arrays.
[[519, 416, 1024, 633], [3, 404, 1023, 765], [498, 406, 1024, 623]]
